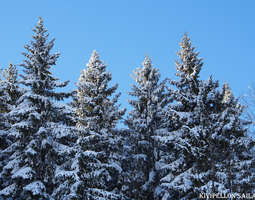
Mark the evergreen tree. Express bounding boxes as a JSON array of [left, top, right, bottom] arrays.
[[0, 17, 75, 200], [74, 50, 126, 133], [215, 83, 255, 194], [0, 64, 23, 192], [124, 55, 167, 200], [0, 64, 23, 149], [156, 34, 255, 199], [55, 50, 126, 199]]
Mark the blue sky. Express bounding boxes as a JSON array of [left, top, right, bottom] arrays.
[[0, 1, 254, 113]]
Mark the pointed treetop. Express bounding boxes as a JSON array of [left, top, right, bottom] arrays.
[[86, 50, 103, 69], [141, 55, 154, 82], [38, 16, 43, 26], [142, 54, 152, 69], [90, 50, 99, 61], [175, 33, 203, 80], [180, 33, 190, 48], [1, 64, 18, 84], [32, 16, 48, 40], [131, 54, 160, 85], [222, 82, 233, 103], [91, 49, 99, 59]]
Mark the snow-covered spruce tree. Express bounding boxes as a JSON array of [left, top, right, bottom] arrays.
[[155, 34, 205, 199], [217, 83, 255, 194], [155, 34, 255, 199], [0, 64, 23, 191], [0, 64, 23, 149], [54, 50, 126, 200], [74, 50, 126, 132], [0, 17, 75, 200], [124, 55, 168, 200]]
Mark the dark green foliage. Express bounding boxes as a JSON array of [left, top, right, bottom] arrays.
[[56, 51, 126, 200], [124, 56, 168, 199], [0, 17, 74, 200], [156, 34, 255, 199], [0, 20, 254, 200]]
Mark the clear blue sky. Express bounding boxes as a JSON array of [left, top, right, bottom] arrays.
[[0, 1, 254, 113]]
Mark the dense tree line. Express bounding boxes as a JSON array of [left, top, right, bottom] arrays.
[[0, 18, 254, 200]]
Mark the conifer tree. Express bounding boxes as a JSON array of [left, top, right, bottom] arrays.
[[74, 50, 126, 133], [0, 17, 74, 200], [0, 64, 23, 149], [215, 83, 255, 194], [0, 64, 23, 191], [55, 51, 126, 199], [124, 55, 167, 200], [155, 34, 215, 199], [156, 34, 255, 199]]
